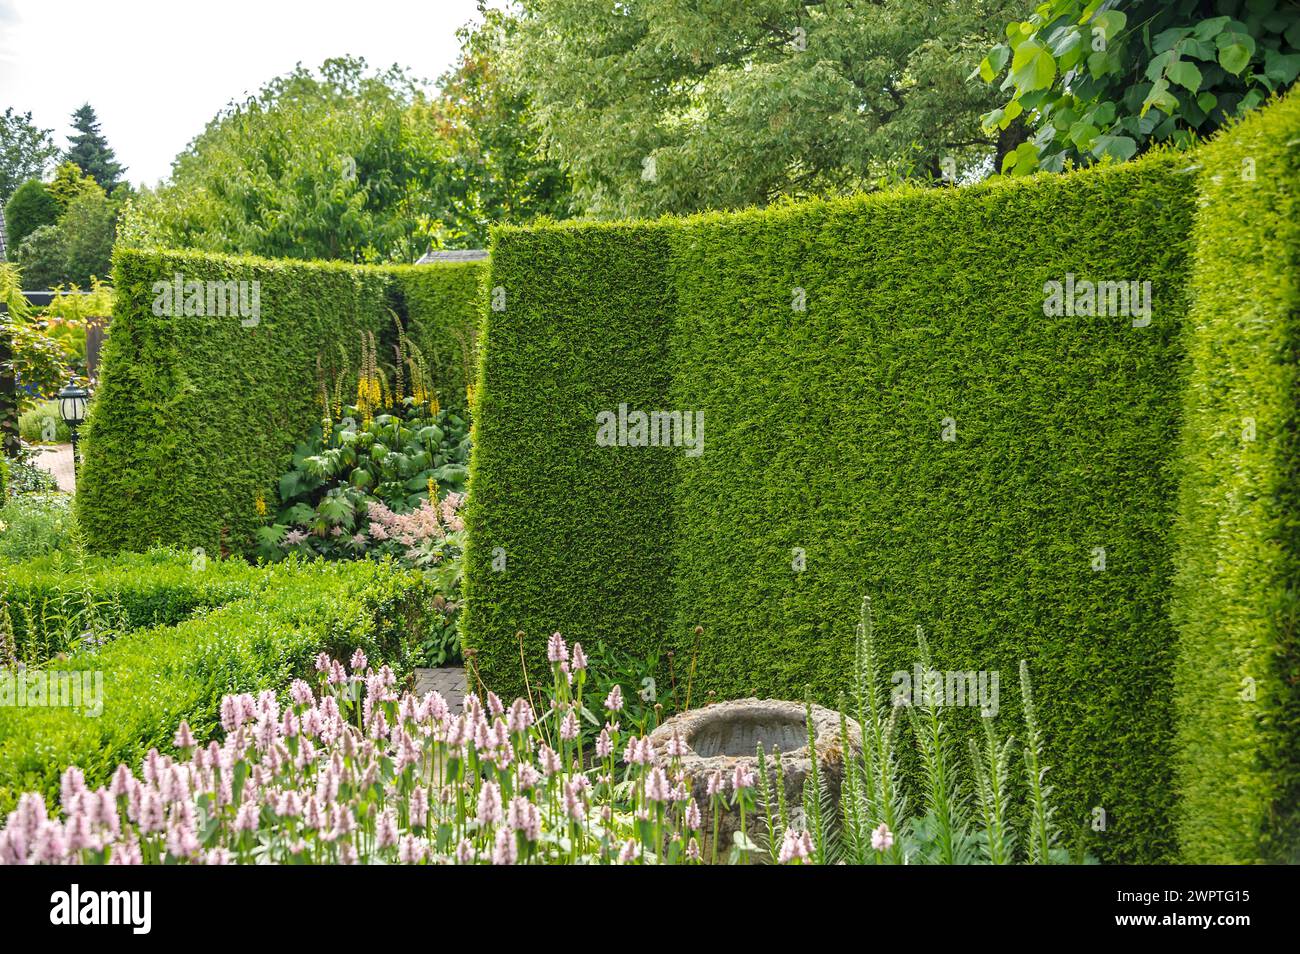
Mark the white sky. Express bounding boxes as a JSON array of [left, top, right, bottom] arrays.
[[0, 0, 491, 187]]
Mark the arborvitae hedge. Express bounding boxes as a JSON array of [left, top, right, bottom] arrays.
[[77, 250, 483, 554], [466, 158, 1195, 863], [1172, 92, 1300, 864], [462, 223, 680, 690]]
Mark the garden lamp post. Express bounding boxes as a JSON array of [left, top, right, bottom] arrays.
[[57, 379, 90, 478]]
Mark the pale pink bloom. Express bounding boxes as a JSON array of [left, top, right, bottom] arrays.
[[560, 708, 580, 741], [706, 769, 726, 798], [666, 732, 688, 757], [872, 822, 894, 852], [476, 781, 503, 826], [515, 763, 541, 791], [173, 721, 196, 750], [604, 685, 624, 713], [492, 826, 517, 865], [233, 799, 259, 833], [685, 799, 702, 830], [732, 764, 755, 791], [377, 808, 399, 849], [686, 838, 701, 862], [618, 838, 641, 863], [645, 766, 671, 803], [779, 828, 813, 863], [350, 648, 367, 673], [456, 838, 474, 865], [547, 632, 567, 665], [537, 745, 562, 777], [570, 643, 587, 672], [596, 727, 613, 759], [508, 797, 541, 840], [399, 835, 426, 864], [507, 699, 534, 733]]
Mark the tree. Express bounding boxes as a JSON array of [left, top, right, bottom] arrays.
[[13, 224, 70, 290], [60, 189, 118, 286], [4, 179, 60, 249], [121, 57, 459, 263], [0, 108, 59, 205], [979, 0, 1300, 175], [431, 9, 572, 246], [501, 0, 1023, 218], [47, 160, 103, 210], [65, 104, 126, 192]]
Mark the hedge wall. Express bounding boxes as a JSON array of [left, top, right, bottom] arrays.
[[1172, 93, 1300, 864], [0, 553, 437, 812], [462, 223, 680, 689], [76, 250, 483, 555], [465, 154, 1196, 862]]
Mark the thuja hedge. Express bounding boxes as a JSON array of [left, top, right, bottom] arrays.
[[466, 154, 1196, 862], [0, 554, 438, 812], [1172, 92, 1300, 864], [76, 250, 483, 555]]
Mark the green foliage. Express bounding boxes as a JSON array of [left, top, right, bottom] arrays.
[[0, 553, 439, 812], [980, 1, 1300, 174], [76, 249, 482, 556], [19, 401, 70, 444], [58, 188, 118, 286], [119, 58, 457, 263], [0, 108, 58, 204], [504, 0, 1025, 217], [1171, 90, 1300, 864], [4, 179, 59, 249], [65, 104, 125, 192], [0, 263, 72, 409], [0, 449, 58, 497], [13, 225, 70, 291], [465, 152, 1198, 863], [0, 493, 75, 560]]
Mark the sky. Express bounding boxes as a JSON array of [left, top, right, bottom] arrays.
[[0, 0, 492, 188]]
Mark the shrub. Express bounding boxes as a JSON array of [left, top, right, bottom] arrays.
[[0, 493, 75, 560], [1171, 91, 1300, 864], [464, 156, 1195, 863], [0, 554, 439, 812], [3, 179, 58, 250], [76, 250, 483, 555]]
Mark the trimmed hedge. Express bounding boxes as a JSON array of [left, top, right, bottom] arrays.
[[0, 553, 437, 812], [466, 155, 1197, 862], [76, 249, 483, 555], [1172, 92, 1300, 864]]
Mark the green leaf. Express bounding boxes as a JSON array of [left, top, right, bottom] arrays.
[[1091, 134, 1137, 162], [1009, 39, 1057, 93], [1167, 60, 1203, 92], [1091, 10, 1127, 42], [1217, 32, 1257, 74], [1264, 50, 1300, 85]]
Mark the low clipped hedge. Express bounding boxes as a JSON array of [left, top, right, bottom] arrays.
[[0, 553, 437, 812], [1172, 91, 1300, 864], [77, 249, 484, 555]]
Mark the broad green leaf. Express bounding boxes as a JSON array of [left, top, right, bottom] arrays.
[[1009, 39, 1057, 92], [1167, 60, 1203, 92], [1091, 134, 1137, 162]]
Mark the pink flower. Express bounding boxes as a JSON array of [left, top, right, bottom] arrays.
[[732, 764, 755, 792], [871, 822, 894, 852], [604, 685, 624, 713], [349, 648, 367, 673], [456, 838, 474, 865], [618, 838, 641, 864], [173, 721, 196, 750], [595, 727, 613, 759], [570, 643, 588, 672], [560, 708, 580, 741], [706, 769, 726, 798], [685, 799, 702, 830], [779, 828, 814, 863], [547, 632, 567, 665], [476, 781, 503, 826], [665, 731, 688, 758], [492, 827, 517, 865], [645, 766, 671, 803]]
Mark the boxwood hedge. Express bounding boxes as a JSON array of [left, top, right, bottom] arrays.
[[76, 250, 483, 555], [0, 553, 437, 812]]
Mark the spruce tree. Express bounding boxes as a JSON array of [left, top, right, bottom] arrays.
[[65, 104, 125, 192]]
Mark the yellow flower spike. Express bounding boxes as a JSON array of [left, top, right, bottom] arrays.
[[427, 477, 438, 502], [254, 489, 267, 518], [430, 396, 440, 417], [466, 385, 475, 407]]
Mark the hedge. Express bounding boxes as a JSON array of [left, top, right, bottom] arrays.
[[1172, 92, 1300, 864], [466, 153, 1196, 862], [0, 553, 438, 812], [76, 249, 484, 555]]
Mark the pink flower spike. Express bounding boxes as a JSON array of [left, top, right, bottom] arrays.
[[871, 822, 894, 853], [173, 720, 196, 750], [547, 632, 567, 665], [604, 685, 624, 713], [570, 643, 587, 672]]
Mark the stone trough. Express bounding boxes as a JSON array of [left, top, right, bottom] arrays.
[[648, 698, 860, 858]]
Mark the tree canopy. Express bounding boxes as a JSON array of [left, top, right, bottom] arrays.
[[66, 104, 126, 191]]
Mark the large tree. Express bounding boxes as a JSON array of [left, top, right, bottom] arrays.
[[65, 104, 126, 191], [0, 108, 59, 205], [122, 58, 458, 263], [431, 8, 572, 246], [502, 0, 1023, 218]]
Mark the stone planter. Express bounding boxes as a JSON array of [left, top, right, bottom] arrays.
[[648, 698, 860, 860]]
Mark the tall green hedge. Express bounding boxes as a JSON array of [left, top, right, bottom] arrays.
[[1172, 92, 1300, 864], [466, 154, 1197, 862], [77, 249, 483, 554]]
